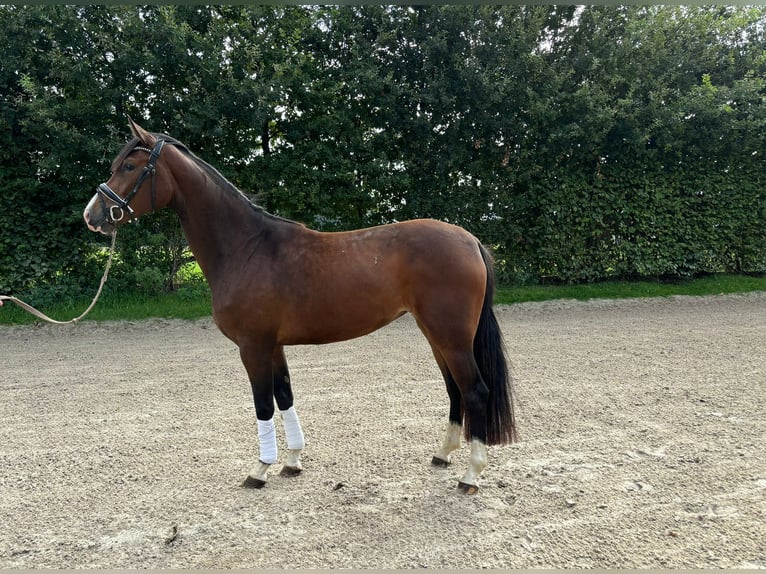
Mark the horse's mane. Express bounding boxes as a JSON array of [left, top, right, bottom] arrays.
[[116, 133, 303, 228]]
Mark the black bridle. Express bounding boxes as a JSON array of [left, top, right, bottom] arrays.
[[97, 139, 166, 224]]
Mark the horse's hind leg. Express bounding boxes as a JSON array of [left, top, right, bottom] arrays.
[[272, 346, 305, 477], [446, 352, 489, 493], [429, 349, 463, 467], [418, 313, 489, 492]]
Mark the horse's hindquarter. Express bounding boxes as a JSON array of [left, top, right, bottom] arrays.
[[275, 220, 486, 345]]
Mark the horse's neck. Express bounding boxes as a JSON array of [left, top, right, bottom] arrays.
[[170, 174, 276, 282]]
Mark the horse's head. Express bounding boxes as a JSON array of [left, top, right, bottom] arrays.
[[84, 119, 175, 235]]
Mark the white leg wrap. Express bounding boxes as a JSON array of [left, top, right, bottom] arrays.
[[280, 406, 305, 450], [257, 417, 278, 465]]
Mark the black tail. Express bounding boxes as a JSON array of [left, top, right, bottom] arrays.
[[473, 243, 517, 445]]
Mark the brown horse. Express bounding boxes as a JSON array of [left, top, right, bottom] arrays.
[[84, 119, 517, 493]]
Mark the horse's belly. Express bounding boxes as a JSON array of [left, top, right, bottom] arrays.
[[277, 291, 407, 345]]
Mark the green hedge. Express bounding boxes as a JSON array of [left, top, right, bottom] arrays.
[[2, 6, 765, 296], [495, 163, 765, 284]]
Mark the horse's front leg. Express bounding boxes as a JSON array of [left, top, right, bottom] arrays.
[[239, 343, 278, 489], [272, 346, 305, 477]]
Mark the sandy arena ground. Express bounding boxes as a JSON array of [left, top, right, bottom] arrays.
[[1, 293, 764, 568]]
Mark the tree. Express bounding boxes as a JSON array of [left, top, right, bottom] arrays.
[[1, 5, 764, 296], [0, 6, 125, 295]]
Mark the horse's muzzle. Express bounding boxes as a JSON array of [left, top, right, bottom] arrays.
[[83, 194, 115, 235]]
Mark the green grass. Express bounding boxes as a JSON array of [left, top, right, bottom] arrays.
[[0, 290, 213, 326], [1, 273, 765, 326], [495, 273, 766, 305]]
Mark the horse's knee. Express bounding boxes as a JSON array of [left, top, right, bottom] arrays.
[[273, 378, 294, 411]]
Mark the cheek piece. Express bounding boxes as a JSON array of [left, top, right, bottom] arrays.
[[96, 139, 165, 224]]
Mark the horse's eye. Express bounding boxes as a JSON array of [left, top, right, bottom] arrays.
[[124, 163, 135, 172]]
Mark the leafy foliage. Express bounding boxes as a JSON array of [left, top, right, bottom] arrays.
[[1, 5, 764, 299]]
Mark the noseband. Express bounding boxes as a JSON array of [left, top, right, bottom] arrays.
[[97, 139, 166, 224]]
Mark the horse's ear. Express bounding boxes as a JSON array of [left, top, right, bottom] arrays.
[[127, 117, 157, 147]]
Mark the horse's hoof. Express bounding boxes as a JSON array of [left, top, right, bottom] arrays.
[[280, 465, 302, 477], [242, 475, 267, 489], [457, 481, 479, 495], [431, 456, 450, 467]]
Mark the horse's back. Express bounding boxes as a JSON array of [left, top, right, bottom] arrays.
[[262, 219, 486, 345], [312, 218, 485, 298]]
